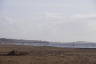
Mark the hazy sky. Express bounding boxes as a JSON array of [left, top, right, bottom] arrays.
[[0, 0, 96, 42]]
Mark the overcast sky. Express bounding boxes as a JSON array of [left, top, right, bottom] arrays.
[[0, 0, 96, 42]]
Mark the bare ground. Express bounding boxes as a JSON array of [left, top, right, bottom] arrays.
[[0, 45, 96, 64]]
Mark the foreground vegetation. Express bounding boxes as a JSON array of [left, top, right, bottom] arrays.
[[0, 45, 96, 64]]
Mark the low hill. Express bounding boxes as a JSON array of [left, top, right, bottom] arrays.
[[0, 38, 49, 46], [1, 38, 96, 48]]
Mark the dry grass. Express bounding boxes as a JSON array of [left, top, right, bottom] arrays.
[[0, 45, 96, 64]]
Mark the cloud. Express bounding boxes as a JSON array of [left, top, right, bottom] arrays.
[[1, 13, 96, 42], [69, 13, 96, 31], [44, 12, 96, 22], [0, 16, 16, 25], [70, 13, 96, 19], [42, 13, 96, 34]]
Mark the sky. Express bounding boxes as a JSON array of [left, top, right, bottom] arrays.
[[0, 0, 96, 42]]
